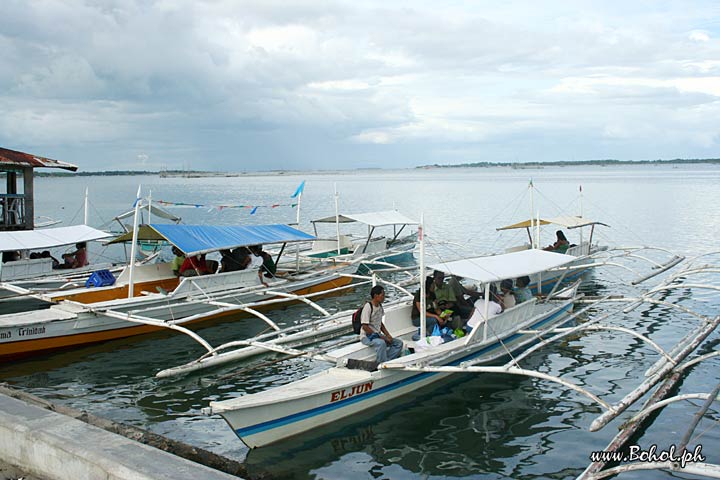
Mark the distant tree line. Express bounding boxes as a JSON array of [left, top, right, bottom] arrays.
[[416, 158, 720, 169]]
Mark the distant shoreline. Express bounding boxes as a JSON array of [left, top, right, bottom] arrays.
[[417, 158, 720, 169], [34, 158, 720, 177]]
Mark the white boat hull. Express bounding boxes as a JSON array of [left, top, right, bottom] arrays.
[[210, 296, 575, 448], [0, 267, 353, 359]]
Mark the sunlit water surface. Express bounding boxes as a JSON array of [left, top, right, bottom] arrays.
[[1, 165, 718, 479]]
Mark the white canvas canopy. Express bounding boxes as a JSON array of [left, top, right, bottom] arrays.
[[496, 215, 608, 231], [543, 216, 609, 229], [311, 211, 418, 227], [0, 225, 112, 252], [108, 203, 181, 229], [429, 249, 577, 284]]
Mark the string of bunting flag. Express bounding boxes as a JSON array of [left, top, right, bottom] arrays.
[[152, 181, 306, 215]]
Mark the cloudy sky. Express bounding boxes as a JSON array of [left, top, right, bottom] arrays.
[[1, 1, 719, 171]]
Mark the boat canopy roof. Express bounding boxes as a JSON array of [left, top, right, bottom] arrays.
[[0, 225, 112, 252], [496, 215, 609, 231], [429, 249, 577, 284], [311, 211, 418, 227], [112, 204, 181, 223], [109, 224, 316, 256]]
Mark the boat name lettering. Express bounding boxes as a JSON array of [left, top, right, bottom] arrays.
[[330, 381, 374, 402], [18, 326, 46, 337], [0, 331, 10, 340]]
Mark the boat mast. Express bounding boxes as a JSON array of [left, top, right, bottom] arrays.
[[579, 185, 584, 251], [295, 183, 302, 271], [84, 187, 89, 225], [482, 282, 489, 342], [334, 183, 341, 255], [127, 185, 142, 299], [147, 189, 152, 226], [419, 213, 426, 339], [529, 179, 536, 249]]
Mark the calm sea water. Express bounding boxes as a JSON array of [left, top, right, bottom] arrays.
[[1, 165, 719, 480]]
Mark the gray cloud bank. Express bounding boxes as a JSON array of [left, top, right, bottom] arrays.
[[1, 0, 719, 171]]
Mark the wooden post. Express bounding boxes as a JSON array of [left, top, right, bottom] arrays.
[[23, 167, 34, 230]]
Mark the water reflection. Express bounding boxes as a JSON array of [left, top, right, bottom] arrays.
[[244, 373, 587, 479]]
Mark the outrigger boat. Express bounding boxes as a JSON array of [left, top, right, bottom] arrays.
[[0, 224, 113, 283], [0, 223, 355, 360], [304, 210, 418, 271], [204, 248, 582, 448], [496, 215, 609, 294], [492, 182, 684, 294]]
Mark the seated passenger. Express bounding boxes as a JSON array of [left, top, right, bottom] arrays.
[[499, 279, 516, 310], [515, 276, 533, 303], [59, 242, 88, 269], [412, 277, 444, 333], [42, 251, 60, 269], [179, 254, 209, 277], [544, 230, 570, 253], [233, 247, 252, 270], [431, 270, 467, 329], [465, 285, 503, 332], [2, 251, 21, 263], [250, 245, 277, 278], [446, 275, 476, 319], [360, 285, 403, 363], [248, 246, 270, 287], [220, 249, 243, 273], [171, 246, 186, 277]]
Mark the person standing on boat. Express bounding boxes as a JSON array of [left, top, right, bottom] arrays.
[[360, 285, 403, 363]]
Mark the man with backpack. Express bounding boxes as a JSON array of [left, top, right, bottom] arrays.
[[359, 285, 403, 363]]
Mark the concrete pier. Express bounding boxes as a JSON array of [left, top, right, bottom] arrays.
[[0, 391, 241, 480]]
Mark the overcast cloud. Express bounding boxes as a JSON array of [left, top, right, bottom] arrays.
[[1, 0, 719, 171]]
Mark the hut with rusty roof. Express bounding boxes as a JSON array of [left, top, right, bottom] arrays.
[[0, 147, 77, 231]]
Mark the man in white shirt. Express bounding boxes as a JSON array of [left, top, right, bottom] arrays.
[[360, 285, 403, 363]]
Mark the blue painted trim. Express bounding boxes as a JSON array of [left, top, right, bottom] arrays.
[[235, 303, 572, 439]]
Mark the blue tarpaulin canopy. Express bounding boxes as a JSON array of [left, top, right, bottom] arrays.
[[146, 224, 315, 256]]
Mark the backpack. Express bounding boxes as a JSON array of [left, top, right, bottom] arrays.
[[351, 302, 372, 334]]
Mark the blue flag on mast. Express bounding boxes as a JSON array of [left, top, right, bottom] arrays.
[[291, 181, 305, 198]]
